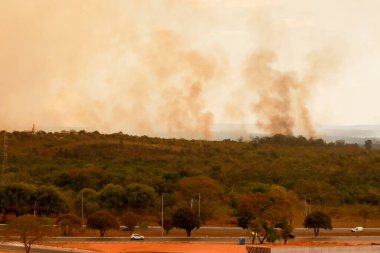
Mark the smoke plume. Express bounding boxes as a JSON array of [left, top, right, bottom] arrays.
[[0, 1, 224, 139], [244, 48, 339, 136], [244, 50, 303, 135], [0, 0, 343, 138]]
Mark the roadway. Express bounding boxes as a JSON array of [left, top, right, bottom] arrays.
[[146, 226, 380, 234], [44, 226, 380, 243], [2, 227, 380, 253], [46, 235, 380, 243]]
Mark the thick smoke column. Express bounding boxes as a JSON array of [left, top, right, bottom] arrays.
[[139, 30, 218, 139], [244, 49, 325, 136]]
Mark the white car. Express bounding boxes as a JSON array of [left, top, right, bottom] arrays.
[[130, 234, 144, 240], [351, 227, 364, 232]]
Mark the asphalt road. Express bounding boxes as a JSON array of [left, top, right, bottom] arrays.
[[293, 227, 380, 233], [41, 226, 380, 243], [46, 235, 380, 243], [146, 226, 380, 233], [2, 234, 380, 253], [2, 227, 380, 252]]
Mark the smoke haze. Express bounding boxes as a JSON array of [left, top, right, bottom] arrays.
[[1, 0, 367, 139]]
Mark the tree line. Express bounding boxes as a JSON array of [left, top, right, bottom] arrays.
[[1, 130, 380, 225]]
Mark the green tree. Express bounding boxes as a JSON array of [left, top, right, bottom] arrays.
[[276, 218, 293, 245], [172, 207, 201, 237], [73, 188, 100, 217], [5, 215, 52, 253], [266, 228, 281, 243], [303, 211, 332, 236], [36, 185, 68, 216], [139, 220, 150, 231], [244, 188, 294, 245], [99, 184, 126, 215], [269, 185, 298, 225], [249, 218, 271, 244], [247, 182, 271, 194], [57, 213, 81, 236], [295, 181, 339, 206], [125, 183, 156, 210], [177, 176, 224, 223], [87, 210, 119, 237], [157, 206, 175, 235], [236, 192, 271, 228], [0, 183, 36, 219], [162, 213, 174, 235]]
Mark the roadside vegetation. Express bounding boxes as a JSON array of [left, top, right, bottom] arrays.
[[0, 130, 379, 233]]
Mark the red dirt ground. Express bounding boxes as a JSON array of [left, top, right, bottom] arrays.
[[44, 241, 373, 253]]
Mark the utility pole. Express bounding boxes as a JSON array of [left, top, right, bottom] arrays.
[[309, 199, 312, 214], [190, 198, 193, 210], [198, 193, 201, 217], [161, 194, 164, 237], [81, 190, 84, 228], [304, 195, 307, 216]]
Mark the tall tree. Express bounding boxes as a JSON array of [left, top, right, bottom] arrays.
[[172, 208, 201, 237], [236, 192, 271, 228], [0, 183, 36, 219], [5, 215, 52, 253], [125, 183, 156, 210], [269, 185, 298, 224], [162, 213, 174, 235], [303, 211, 332, 236], [87, 210, 119, 237], [57, 213, 81, 236], [36, 185, 68, 216], [177, 176, 224, 223], [73, 188, 100, 217], [295, 181, 338, 206], [249, 218, 271, 244], [275, 218, 293, 245], [99, 184, 126, 215]]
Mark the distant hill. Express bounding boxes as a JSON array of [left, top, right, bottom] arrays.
[[0, 130, 379, 208], [213, 124, 380, 147]]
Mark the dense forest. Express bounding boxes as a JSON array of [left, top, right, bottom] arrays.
[[0, 130, 379, 226]]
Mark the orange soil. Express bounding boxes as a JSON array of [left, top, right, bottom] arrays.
[[47, 242, 246, 253], [46, 241, 373, 253]]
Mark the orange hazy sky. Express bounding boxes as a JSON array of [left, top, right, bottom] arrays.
[[1, 0, 380, 139]]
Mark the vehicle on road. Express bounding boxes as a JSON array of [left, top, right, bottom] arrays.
[[130, 234, 144, 240], [351, 227, 364, 232], [121, 226, 131, 231], [287, 233, 296, 238]]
